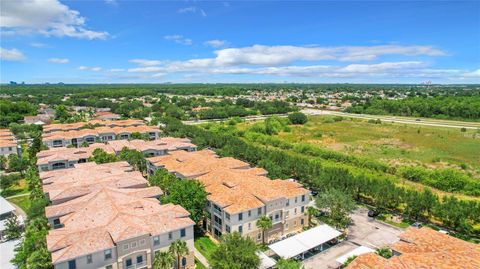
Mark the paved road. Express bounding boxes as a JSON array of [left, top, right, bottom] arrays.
[[301, 109, 480, 130]]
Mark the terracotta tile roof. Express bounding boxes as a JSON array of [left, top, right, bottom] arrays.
[[37, 138, 195, 165], [93, 111, 121, 120], [42, 125, 160, 141], [47, 197, 193, 264], [43, 119, 145, 133], [148, 150, 309, 214], [36, 143, 114, 165], [41, 162, 148, 203], [0, 129, 16, 148], [347, 227, 480, 269]]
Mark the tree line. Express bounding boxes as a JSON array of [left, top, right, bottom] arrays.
[[346, 96, 480, 121]]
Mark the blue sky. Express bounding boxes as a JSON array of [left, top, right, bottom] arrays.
[[1, 0, 479, 84]]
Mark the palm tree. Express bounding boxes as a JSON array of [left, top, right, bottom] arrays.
[[307, 206, 318, 227], [256, 216, 272, 245], [169, 240, 189, 269], [153, 251, 175, 269]]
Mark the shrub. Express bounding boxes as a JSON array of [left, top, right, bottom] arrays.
[[288, 112, 308, 125]]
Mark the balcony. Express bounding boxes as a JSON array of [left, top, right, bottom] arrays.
[[213, 207, 222, 216], [125, 261, 146, 269]]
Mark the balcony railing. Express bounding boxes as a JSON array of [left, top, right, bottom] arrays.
[[125, 261, 146, 269]]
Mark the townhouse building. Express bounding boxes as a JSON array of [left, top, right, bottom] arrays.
[[0, 129, 18, 156], [41, 161, 196, 269], [37, 138, 196, 171], [42, 125, 161, 148], [147, 150, 310, 243]]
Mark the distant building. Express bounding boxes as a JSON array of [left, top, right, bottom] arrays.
[[94, 111, 121, 121], [0, 129, 18, 156]]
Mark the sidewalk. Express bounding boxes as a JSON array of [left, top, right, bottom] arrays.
[[193, 246, 210, 268]]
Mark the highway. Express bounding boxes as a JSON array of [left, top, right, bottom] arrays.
[[182, 109, 480, 130]]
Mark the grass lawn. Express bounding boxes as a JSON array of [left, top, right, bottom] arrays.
[[240, 115, 480, 175], [7, 194, 31, 213], [1, 179, 29, 197], [195, 259, 207, 269], [194, 234, 217, 262]]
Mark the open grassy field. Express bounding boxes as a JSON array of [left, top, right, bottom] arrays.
[[7, 194, 31, 213], [261, 116, 480, 175]]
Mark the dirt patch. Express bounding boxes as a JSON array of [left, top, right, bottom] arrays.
[[368, 138, 413, 149]]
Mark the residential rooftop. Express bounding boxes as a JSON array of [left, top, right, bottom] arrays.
[[42, 125, 160, 140], [43, 119, 145, 133], [347, 227, 480, 269], [147, 150, 309, 214]]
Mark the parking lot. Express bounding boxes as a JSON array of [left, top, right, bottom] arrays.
[[302, 208, 403, 269]]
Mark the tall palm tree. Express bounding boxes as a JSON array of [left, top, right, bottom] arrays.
[[169, 240, 189, 269], [256, 216, 272, 245], [153, 251, 174, 269]]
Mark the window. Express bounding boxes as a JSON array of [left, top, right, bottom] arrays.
[[285, 223, 289, 229], [248, 223, 251, 230], [302, 195, 306, 202], [258, 208, 262, 215], [168, 232, 173, 240], [180, 228, 186, 237], [153, 236, 160, 246], [140, 239, 146, 246], [301, 219, 305, 225], [131, 241, 137, 248], [301, 206, 305, 213], [123, 244, 129, 250], [86, 255, 92, 264], [106, 266, 112, 269], [286, 199, 290, 207], [182, 257, 187, 266], [294, 208, 297, 215], [53, 218, 61, 228], [238, 225, 243, 234], [295, 197, 298, 203], [238, 213, 243, 221], [257, 233, 261, 240], [136, 255, 143, 264], [225, 213, 230, 221], [68, 260, 76, 269], [248, 210, 251, 217], [126, 259, 132, 267], [226, 225, 231, 233], [104, 249, 112, 260]]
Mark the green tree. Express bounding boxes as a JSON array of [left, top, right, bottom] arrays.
[[7, 154, 29, 174], [130, 132, 151, 140], [161, 180, 207, 224], [153, 251, 175, 269], [148, 169, 178, 195], [0, 155, 8, 170], [256, 216, 272, 245], [343, 255, 357, 267], [169, 240, 189, 269], [307, 206, 318, 227], [88, 148, 118, 164], [118, 148, 146, 173], [210, 232, 259, 269], [276, 258, 303, 269], [316, 188, 356, 229], [4, 214, 22, 240], [375, 248, 393, 259], [288, 112, 308, 125]]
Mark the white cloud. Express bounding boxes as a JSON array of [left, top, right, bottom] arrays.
[[30, 42, 48, 48], [104, 0, 118, 6], [164, 35, 192, 45], [128, 66, 163, 73], [129, 59, 162, 66], [78, 66, 102, 71], [0, 47, 26, 61], [462, 69, 480, 78], [48, 58, 69, 64], [204, 39, 228, 48], [108, 68, 125, 72], [178, 6, 207, 17], [0, 0, 108, 40]]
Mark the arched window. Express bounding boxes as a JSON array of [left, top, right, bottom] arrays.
[[181, 257, 187, 266]]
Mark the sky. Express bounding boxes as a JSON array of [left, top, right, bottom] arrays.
[[0, 0, 479, 84]]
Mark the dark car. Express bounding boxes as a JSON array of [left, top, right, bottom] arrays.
[[411, 222, 423, 228], [368, 210, 379, 218]]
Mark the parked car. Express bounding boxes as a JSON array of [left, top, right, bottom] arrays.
[[311, 190, 318, 196], [368, 210, 379, 218], [411, 222, 423, 228]]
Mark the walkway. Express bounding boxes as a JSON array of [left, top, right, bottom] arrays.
[[193, 246, 210, 268]]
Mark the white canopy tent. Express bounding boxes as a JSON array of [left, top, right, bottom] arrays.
[[257, 251, 276, 269], [268, 224, 342, 259], [335, 246, 375, 265]]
